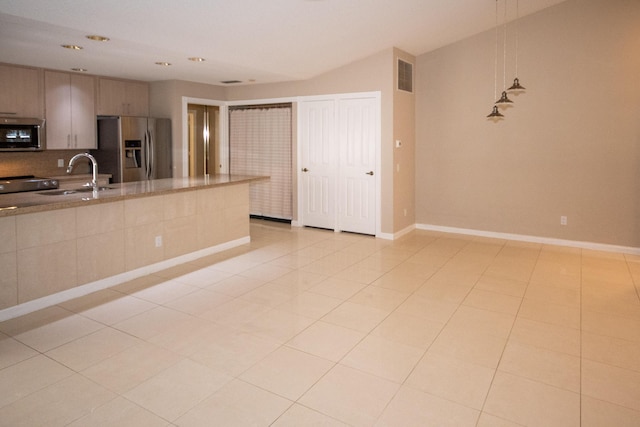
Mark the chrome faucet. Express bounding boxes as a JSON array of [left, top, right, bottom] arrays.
[[67, 152, 98, 188]]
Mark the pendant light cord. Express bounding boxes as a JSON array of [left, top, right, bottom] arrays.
[[502, 0, 507, 90], [494, 0, 499, 100], [515, 0, 519, 77]]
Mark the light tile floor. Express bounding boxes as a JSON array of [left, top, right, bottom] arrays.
[[1, 219, 640, 426]]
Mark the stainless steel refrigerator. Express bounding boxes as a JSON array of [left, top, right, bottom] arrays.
[[94, 116, 172, 183]]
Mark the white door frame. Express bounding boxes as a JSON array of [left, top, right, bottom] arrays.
[[181, 97, 228, 175], [295, 91, 381, 237]]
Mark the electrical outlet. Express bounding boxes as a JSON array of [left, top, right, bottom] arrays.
[[57, 159, 64, 167], [155, 236, 163, 247], [396, 163, 400, 173], [403, 208, 407, 217], [560, 216, 567, 226]]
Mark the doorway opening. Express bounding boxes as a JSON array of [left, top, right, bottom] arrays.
[[229, 103, 293, 221], [188, 104, 220, 176]]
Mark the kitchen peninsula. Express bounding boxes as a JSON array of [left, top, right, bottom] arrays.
[[0, 175, 266, 320]]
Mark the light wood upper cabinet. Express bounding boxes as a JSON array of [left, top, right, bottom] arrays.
[[45, 71, 96, 150], [97, 78, 149, 117], [0, 64, 44, 118]]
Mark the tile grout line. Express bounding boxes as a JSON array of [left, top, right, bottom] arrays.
[[367, 234, 491, 424], [475, 241, 543, 425]]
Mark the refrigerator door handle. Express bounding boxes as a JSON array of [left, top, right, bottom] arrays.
[[143, 131, 147, 179], [147, 129, 154, 179], [144, 131, 148, 179]]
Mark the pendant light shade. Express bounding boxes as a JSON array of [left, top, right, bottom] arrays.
[[487, 105, 505, 122], [486, 0, 528, 120], [496, 90, 514, 108], [508, 77, 526, 94]]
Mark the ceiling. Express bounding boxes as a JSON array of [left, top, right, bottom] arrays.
[[0, 0, 568, 86]]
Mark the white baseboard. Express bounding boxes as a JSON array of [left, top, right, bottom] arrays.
[[376, 224, 415, 240], [0, 236, 250, 322], [416, 224, 640, 255]]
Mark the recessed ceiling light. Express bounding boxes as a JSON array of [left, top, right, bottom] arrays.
[[188, 57, 205, 62], [155, 62, 172, 66], [71, 68, 88, 72], [61, 44, 83, 50], [86, 35, 109, 42]]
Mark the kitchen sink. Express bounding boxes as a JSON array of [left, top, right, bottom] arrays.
[[38, 189, 78, 196], [38, 187, 114, 196], [74, 186, 114, 192]]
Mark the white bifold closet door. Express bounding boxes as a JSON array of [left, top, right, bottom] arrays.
[[299, 95, 378, 235], [229, 105, 292, 220]]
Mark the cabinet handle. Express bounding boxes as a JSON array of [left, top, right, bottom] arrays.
[[366, 171, 374, 176], [74, 135, 78, 148], [301, 168, 309, 172], [67, 134, 71, 148]]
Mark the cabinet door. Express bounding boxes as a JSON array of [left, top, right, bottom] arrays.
[[0, 64, 43, 118], [70, 74, 96, 149], [45, 71, 96, 149], [44, 71, 72, 149], [97, 78, 125, 115], [97, 78, 149, 116], [124, 81, 149, 116]]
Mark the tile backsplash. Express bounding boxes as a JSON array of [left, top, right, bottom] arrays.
[[0, 151, 89, 177]]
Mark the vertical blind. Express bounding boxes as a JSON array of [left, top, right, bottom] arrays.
[[229, 104, 292, 220]]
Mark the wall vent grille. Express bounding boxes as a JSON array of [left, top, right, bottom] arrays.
[[397, 59, 413, 93]]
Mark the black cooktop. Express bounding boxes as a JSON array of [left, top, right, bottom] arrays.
[[0, 175, 59, 194]]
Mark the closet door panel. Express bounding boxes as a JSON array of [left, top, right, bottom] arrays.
[[337, 97, 377, 235], [300, 100, 337, 230]]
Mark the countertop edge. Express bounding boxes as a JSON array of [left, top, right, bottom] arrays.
[[0, 175, 268, 217]]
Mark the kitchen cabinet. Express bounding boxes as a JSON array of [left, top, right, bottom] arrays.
[[97, 78, 149, 117], [0, 64, 44, 118], [45, 71, 96, 150], [0, 176, 256, 311]]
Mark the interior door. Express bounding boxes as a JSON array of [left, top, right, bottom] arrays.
[[188, 104, 215, 176], [337, 97, 377, 235], [300, 95, 378, 235], [300, 99, 337, 230]]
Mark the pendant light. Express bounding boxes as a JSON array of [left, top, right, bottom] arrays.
[[487, 0, 504, 121], [508, 0, 526, 95], [495, 0, 514, 109], [487, 105, 504, 120]]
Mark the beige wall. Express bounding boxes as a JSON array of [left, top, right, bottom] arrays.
[[150, 80, 227, 178], [415, 0, 640, 248], [150, 48, 407, 235], [393, 48, 416, 232], [227, 48, 396, 234]]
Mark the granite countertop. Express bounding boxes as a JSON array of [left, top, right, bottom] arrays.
[[0, 175, 267, 217]]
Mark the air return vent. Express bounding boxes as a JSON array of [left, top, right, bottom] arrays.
[[397, 59, 413, 93]]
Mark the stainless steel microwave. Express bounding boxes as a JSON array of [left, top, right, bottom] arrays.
[[0, 117, 45, 151]]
